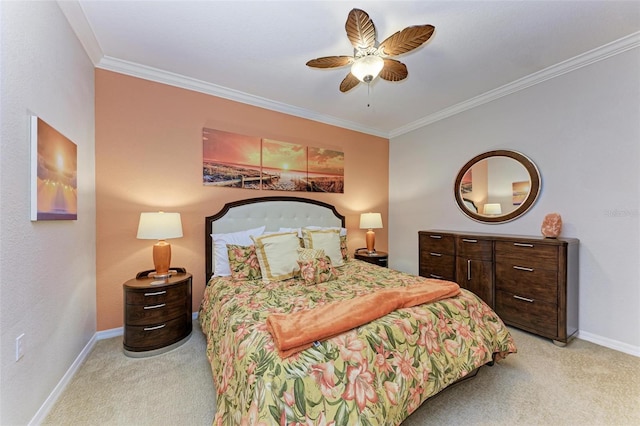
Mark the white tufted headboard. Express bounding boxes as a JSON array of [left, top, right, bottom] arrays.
[[205, 196, 345, 280]]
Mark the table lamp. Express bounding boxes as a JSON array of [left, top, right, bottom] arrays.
[[136, 212, 183, 278], [483, 203, 502, 216], [359, 212, 383, 253]]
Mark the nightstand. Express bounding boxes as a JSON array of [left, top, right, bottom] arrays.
[[123, 269, 192, 357], [354, 250, 388, 267]]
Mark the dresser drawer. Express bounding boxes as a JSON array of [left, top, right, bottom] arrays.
[[126, 282, 189, 305], [123, 315, 191, 351], [419, 233, 455, 255], [419, 253, 455, 281], [125, 297, 188, 326], [495, 261, 558, 304], [495, 241, 558, 270], [456, 237, 493, 261], [496, 290, 557, 337]]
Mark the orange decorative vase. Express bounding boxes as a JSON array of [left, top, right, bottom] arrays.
[[541, 213, 562, 238]]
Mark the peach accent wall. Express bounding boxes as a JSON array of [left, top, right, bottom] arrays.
[[96, 70, 389, 331]]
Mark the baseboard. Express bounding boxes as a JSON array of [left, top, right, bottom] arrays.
[[577, 330, 640, 357], [28, 333, 97, 425]]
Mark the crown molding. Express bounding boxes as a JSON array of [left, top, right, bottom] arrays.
[[389, 31, 640, 138], [57, 0, 103, 65], [96, 56, 389, 138]]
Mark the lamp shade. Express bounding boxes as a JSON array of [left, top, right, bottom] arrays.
[[137, 212, 183, 240], [483, 203, 502, 215], [351, 55, 384, 83], [359, 212, 383, 229]]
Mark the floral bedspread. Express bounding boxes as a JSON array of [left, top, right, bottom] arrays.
[[199, 259, 516, 426]]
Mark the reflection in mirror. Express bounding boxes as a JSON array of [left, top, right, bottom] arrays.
[[455, 150, 541, 223]]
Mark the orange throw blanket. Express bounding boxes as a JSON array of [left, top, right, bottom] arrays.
[[266, 279, 461, 358]]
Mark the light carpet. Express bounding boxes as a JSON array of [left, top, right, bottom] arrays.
[[43, 321, 640, 425]]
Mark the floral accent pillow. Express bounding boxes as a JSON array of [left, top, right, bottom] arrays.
[[297, 256, 339, 285], [227, 244, 262, 281], [340, 235, 349, 262], [297, 247, 326, 261]]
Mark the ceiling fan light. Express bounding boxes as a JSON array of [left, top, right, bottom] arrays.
[[351, 55, 384, 83]]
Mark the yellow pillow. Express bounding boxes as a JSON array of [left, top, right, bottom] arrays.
[[297, 247, 326, 261], [302, 229, 344, 267], [251, 232, 301, 281]]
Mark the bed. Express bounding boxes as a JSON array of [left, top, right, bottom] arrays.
[[199, 196, 516, 425]]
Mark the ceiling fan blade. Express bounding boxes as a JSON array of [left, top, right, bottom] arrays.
[[340, 73, 360, 92], [306, 56, 354, 69], [379, 25, 435, 56], [380, 59, 408, 82], [345, 8, 376, 50]]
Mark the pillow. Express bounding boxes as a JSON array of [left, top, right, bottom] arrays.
[[297, 256, 339, 285], [302, 229, 344, 267], [212, 226, 266, 276], [297, 247, 326, 261], [279, 226, 347, 237], [340, 235, 349, 262], [227, 244, 261, 280], [251, 232, 301, 281]]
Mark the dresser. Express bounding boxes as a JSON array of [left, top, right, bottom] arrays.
[[123, 271, 192, 357], [419, 230, 579, 345]]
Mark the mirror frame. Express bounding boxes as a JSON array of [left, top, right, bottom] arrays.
[[454, 150, 541, 223]]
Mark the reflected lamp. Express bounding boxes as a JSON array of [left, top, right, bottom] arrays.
[[137, 212, 183, 278], [483, 203, 502, 216], [359, 212, 383, 253]]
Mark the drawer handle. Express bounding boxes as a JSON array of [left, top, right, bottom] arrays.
[[429, 274, 443, 279], [513, 243, 534, 248], [513, 295, 535, 303], [429, 235, 442, 239], [467, 259, 471, 280], [144, 291, 167, 297], [513, 265, 534, 272], [429, 252, 442, 257], [143, 303, 166, 310], [144, 324, 166, 331], [462, 239, 478, 243]]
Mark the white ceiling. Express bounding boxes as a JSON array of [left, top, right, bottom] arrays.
[[60, 1, 640, 138]]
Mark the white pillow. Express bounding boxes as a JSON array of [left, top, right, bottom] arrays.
[[212, 226, 266, 276], [302, 229, 344, 267], [251, 232, 301, 282], [279, 226, 347, 237]]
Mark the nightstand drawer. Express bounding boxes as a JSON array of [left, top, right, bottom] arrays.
[[495, 290, 557, 337], [419, 233, 454, 255], [125, 297, 188, 325], [419, 253, 455, 280], [495, 241, 558, 270], [126, 282, 189, 305], [123, 315, 191, 352], [495, 261, 558, 304]]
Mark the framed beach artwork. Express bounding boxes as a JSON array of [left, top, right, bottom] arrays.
[[30, 116, 78, 221], [512, 180, 530, 206], [202, 128, 344, 193]]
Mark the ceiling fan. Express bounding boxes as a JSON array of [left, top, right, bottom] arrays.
[[306, 8, 435, 93]]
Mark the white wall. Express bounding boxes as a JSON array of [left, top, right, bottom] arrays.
[[389, 47, 640, 355], [0, 2, 96, 424]]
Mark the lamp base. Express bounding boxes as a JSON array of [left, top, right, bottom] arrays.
[[152, 240, 172, 277], [365, 229, 376, 253]]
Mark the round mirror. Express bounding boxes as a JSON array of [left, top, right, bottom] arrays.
[[454, 150, 541, 223]]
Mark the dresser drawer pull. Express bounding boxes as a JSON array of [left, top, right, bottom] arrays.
[[467, 259, 471, 280], [144, 291, 167, 297], [143, 324, 166, 331], [513, 295, 535, 303], [513, 242, 534, 248], [462, 239, 478, 243], [513, 265, 534, 272], [429, 273, 443, 279], [429, 252, 442, 257], [429, 235, 442, 239], [143, 303, 166, 310]]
